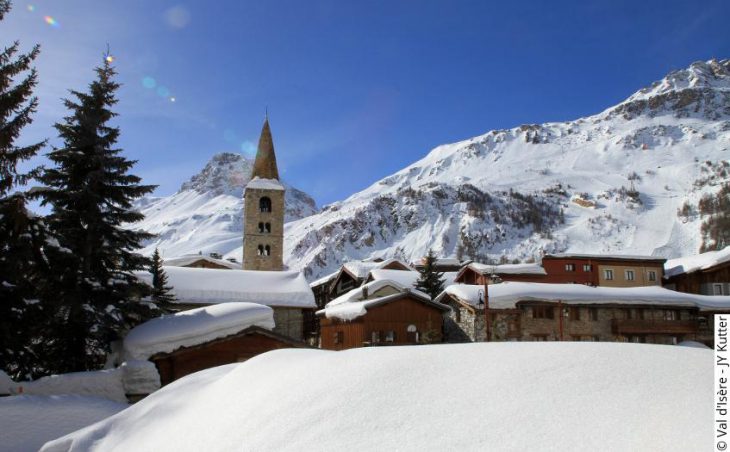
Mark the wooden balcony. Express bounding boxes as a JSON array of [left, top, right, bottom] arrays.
[[611, 319, 699, 335]]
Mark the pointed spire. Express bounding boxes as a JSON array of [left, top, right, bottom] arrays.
[[251, 115, 280, 180]]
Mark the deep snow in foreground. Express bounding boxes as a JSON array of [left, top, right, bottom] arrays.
[[0, 395, 127, 452], [43, 343, 710, 452]]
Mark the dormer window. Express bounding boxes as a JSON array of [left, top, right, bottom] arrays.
[[259, 197, 271, 213]]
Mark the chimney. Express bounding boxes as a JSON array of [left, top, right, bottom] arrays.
[[362, 285, 369, 299]]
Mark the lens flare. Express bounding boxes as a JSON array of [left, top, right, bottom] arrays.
[[169, 97, 176, 103], [27, 4, 35, 12], [142, 77, 156, 89], [44, 15, 59, 27], [156, 86, 170, 97], [105, 55, 114, 63]]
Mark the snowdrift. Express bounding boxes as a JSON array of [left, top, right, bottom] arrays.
[[43, 342, 710, 451]]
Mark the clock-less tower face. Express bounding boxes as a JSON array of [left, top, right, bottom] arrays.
[[243, 117, 285, 271]]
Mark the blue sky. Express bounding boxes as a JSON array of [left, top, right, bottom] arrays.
[[6, 0, 730, 206]]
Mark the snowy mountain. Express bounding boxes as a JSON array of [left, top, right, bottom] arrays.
[[137, 59, 730, 279], [134, 153, 316, 258], [281, 59, 730, 278]]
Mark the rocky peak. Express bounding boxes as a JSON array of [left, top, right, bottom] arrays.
[[180, 152, 253, 197]]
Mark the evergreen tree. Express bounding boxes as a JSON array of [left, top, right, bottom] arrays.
[[150, 247, 176, 309], [0, 0, 49, 379], [38, 55, 158, 373], [414, 249, 446, 300]]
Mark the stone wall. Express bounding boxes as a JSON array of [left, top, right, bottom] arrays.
[[243, 187, 285, 271], [273, 307, 304, 341]]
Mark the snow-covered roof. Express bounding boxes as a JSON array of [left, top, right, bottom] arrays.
[[136, 267, 316, 308], [467, 262, 547, 276], [367, 268, 459, 287], [544, 253, 666, 262], [124, 303, 275, 361], [341, 258, 413, 279], [308, 269, 339, 288], [164, 254, 240, 269], [318, 279, 444, 321], [42, 343, 713, 452], [245, 177, 285, 191], [439, 281, 730, 311], [665, 246, 730, 278]]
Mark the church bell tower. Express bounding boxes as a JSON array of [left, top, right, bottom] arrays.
[[243, 116, 285, 271]]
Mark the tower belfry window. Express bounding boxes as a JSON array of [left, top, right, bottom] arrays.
[[265, 222, 271, 233], [258, 222, 265, 233], [265, 245, 271, 256], [259, 197, 271, 213]]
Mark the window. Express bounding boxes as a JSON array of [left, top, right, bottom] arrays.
[[589, 308, 598, 321], [265, 222, 271, 233], [570, 335, 582, 341], [648, 271, 657, 282], [257, 245, 264, 256], [604, 269, 614, 280], [334, 331, 344, 344], [532, 306, 554, 319], [259, 197, 272, 213], [531, 334, 549, 342], [565, 264, 576, 272], [407, 325, 419, 343], [371, 331, 380, 343], [664, 310, 679, 321], [628, 335, 645, 344], [568, 307, 581, 321], [258, 222, 265, 233], [258, 222, 272, 233], [625, 270, 635, 281], [385, 331, 395, 342], [583, 264, 592, 272], [714, 284, 724, 296], [264, 245, 271, 256]]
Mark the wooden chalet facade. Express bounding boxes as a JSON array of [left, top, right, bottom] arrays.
[[319, 292, 449, 350], [151, 326, 307, 386], [665, 258, 730, 296], [541, 254, 665, 287]]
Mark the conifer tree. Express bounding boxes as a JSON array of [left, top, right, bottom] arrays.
[[414, 249, 446, 300], [38, 54, 158, 373], [150, 247, 176, 309], [0, 0, 49, 379]]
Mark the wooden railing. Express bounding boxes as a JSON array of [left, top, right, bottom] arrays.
[[611, 319, 699, 335]]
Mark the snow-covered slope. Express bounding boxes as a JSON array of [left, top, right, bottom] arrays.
[[282, 59, 730, 278], [42, 343, 711, 452], [134, 153, 317, 257], [135, 60, 730, 279]]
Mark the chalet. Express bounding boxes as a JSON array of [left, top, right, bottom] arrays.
[[541, 254, 666, 287], [437, 282, 730, 347], [309, 258, 414, 308], [165, 254, 240, 270], [317, 279, 450, 350], [123, 303, 306, 388], [454, 262, 547, 285], [664, 246, 730, 296], [136, 266, 316, 341]]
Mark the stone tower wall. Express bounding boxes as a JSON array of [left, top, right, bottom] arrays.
[[243, 187, 285, 271]]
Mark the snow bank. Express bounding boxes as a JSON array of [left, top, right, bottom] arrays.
[[123, 302, 275, 360], [121, 361, 161, 395], [0, 370, 13, 394], [17, 369, 127, 403], [442, 281, 730, 310], [665, 246, 730, 278], [1, 395, 127, 452], [135, 267, 316, 308], [42, 343, 711, 452]]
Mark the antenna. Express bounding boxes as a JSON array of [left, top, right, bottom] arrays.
[[265, 106, 268, 121]]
